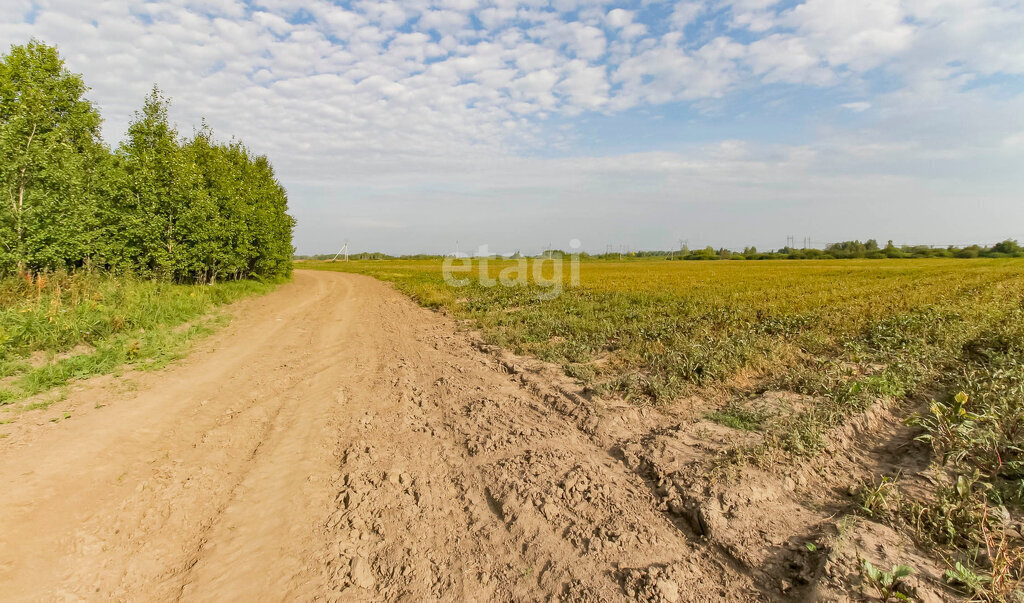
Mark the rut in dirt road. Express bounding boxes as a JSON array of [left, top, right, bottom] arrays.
[[0, 270, 761, 601]]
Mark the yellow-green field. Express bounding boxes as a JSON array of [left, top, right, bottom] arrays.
[[307, 257, 1024, 596], [304, 256, 1022, 470], [306, 257, 1023, 401]]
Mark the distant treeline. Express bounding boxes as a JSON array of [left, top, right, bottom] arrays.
[[1, 41, 294, 282], [296, 239, 1023, 262], [665, 239, 1023, 261], [295, 252, 441, 261]]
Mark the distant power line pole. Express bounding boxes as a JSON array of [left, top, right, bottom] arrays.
[[331, 239, 349, 262]]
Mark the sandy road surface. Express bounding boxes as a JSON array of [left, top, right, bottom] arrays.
[[0, 270, 763, 601]]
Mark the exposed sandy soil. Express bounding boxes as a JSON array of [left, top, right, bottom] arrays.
[[0, 270, 950, 601]]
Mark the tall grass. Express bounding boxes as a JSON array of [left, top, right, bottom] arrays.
[[0, 271, 275, 405]]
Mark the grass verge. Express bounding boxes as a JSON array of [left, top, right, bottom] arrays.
[[0, 271, 277, 407]]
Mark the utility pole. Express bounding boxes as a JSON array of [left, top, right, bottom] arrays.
[[331, 239, 349, 262]]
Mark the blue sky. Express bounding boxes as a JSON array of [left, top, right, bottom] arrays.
[[4, 0, 1024, 254]]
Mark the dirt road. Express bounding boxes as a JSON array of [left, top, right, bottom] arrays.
[[0, 270, 843, 600]]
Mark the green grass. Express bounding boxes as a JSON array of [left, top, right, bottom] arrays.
[[0, 271, 276, 406], [705, 402, 768, 431]]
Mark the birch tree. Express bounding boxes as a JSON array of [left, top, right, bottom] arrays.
[[0, 40, 102, 273]]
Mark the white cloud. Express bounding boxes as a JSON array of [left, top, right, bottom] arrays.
[[2, 0, 1023, 252], [840, 101, 871, 112], [726, 0, 781, 32], [779, 0, 915, 72], [557, 60, 610, 112], [612, 34, 745, 108], [605, 8, 633, 28], [528, 20, 607, 60], [670, 1, 706, 29], [746, 34, 835, 85], [900, 0, 1024, 77], [1003, 132, 1024, 149], [417, 9, 470, 35]]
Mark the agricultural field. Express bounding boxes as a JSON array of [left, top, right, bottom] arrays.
[[307, 257, 1024, 600]]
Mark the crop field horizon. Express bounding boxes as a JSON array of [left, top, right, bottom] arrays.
[[305, 257, 1024, 399]]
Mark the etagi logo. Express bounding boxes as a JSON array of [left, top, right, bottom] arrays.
[[441, 240, 582, 300]]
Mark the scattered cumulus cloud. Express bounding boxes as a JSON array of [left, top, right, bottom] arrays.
[[2, 0, 1023, 252]]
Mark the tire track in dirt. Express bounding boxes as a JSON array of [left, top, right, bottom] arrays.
[[0, 270, 766, 601]]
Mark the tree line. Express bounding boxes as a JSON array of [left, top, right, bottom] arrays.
[[1, 41, 294, 283], [668, 239, 1023, 261], [298, 239, 1023, 262]]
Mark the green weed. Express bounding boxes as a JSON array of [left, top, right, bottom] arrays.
[[858, 475, 902, 519], [706, 402, 768, 431], [860, 559, 915, 601]]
